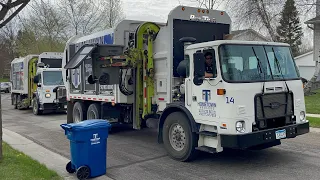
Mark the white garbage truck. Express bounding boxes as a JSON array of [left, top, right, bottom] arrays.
[[62, 6, 309, 161], [10, 52, 67, 115]]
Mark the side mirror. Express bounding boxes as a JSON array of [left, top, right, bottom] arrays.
[[37, 62, 45, 68], [193, 52, 205, 86], [87, 75, 96, 84], [33, 76, 39, 84]]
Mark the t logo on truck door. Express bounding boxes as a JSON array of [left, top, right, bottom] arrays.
[[202, 90, 211, 102]]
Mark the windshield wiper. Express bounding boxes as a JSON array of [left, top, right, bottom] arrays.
[[252, 47, 266, 94], [252, 47, 264, 77], [272, 47, 290, 92]]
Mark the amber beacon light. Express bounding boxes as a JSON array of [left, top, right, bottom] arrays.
[[217, 89, 226, 95]]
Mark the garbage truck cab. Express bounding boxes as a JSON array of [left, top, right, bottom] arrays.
[[32, 52, 67, 115], [62, 6, 309, 161]]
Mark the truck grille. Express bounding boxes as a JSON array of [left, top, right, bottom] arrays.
[[254, 92, 295, 130], [57, 87, 67, 99]]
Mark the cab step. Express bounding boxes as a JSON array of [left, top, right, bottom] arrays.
[[197, 131, 217, 137], [195, 146, 217, 154]]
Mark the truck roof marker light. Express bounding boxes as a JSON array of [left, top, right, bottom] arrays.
[[206, 10, 209, 14], [221, 12, 224, 15], [217, 89, 226, 95], [198, 9, 201, 13], [182, 7, 185, 11], [202, 9, 205, 13]]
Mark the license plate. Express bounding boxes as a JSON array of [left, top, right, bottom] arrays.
[[275, 129, 286, 139]]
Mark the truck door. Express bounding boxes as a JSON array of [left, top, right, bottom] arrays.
[[188, 50, 221, 123]]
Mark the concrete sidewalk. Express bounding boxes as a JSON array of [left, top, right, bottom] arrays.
[[2, 128, 113, 180], [307, 113, 320, 118]]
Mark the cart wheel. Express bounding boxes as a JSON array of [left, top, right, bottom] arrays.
[[76, 166, 90, 180], [66, 161, 75, 173]]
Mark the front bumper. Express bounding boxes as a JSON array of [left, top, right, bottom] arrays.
[[40, 102, 67, 111], [220, 122, 309, 149]]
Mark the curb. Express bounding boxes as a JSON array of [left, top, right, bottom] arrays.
[[310, 127, 320, 133], [2, 128, 114, 180]]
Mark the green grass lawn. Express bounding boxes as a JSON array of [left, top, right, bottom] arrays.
[[0, 142, 61, 180], [0, 77, 9, 82], [305, 89, 320, 114], [307, 116, 320, 128]]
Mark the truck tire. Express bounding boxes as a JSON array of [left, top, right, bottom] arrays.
[[12, 94, 17, 109], [32, 97, 42, 115], [162, 111, 198, 162], [73, 102, 86, 123], [87, 103, 101, 120]]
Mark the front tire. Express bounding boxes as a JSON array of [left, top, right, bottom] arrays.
[[163, 112, 198, 162], [32, 97, 42, 115]]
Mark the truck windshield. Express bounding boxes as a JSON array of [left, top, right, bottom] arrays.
[[43, 71, 64, 86], [219, 44, 299, 82]]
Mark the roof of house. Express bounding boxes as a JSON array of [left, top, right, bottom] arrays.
[[294, 51, 313, 59], [230, 29, 270, 41], [305, 16, 320, 24]]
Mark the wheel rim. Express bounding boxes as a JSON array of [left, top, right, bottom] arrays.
[[77, 167, 90, 179], [169, 123, 186, 151], [74, 108, 81, 123]]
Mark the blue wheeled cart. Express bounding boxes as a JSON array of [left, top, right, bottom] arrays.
[[61, 119, 111, 180]]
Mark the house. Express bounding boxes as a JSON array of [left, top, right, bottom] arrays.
[[294, 51, 316, 80], [228, 29, 271, 42]]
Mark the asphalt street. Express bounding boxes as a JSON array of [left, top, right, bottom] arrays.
[[2, 93, 320, 180]]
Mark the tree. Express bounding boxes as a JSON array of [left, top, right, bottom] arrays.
[[229, 0, 283, 42], [0, 0, 30, 161], [0, 0, 30, 28], [16, 0, 67, 55], [105, 0, 124, 28], [57, 0, 124, 36], [276, 0, 303, 56]]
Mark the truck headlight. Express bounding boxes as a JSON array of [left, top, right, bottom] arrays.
[[300, 111, 306, 121], [45, 93, 51, 98], [236, 121, 246, 133]]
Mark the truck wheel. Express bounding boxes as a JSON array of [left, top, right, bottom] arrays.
[[73, 102, 86, 123], [12, 94, 17, 109], [32, 97, 42, 115], [163, 112, 198, 162], [87, 103, 101, 120]]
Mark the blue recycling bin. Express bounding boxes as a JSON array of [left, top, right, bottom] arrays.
[[61, 119, 111, 180]]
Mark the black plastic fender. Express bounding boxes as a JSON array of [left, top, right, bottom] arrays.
[[158, 102, 199, 143]]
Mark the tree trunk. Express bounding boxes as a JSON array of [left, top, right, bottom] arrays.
[[0, 89, 2, 160], [304, 0, 320, 95]]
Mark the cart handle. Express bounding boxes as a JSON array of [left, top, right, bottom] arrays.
[[60, 124, 72, 130]]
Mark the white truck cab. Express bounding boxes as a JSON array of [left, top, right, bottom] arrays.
[[178, 40, 308, 152], [32, 52, 67, 115], [32, 67, 66, 114]]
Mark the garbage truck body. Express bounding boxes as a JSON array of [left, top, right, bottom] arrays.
[[10, 52, 67, 114], [62, 6, 309, 161]]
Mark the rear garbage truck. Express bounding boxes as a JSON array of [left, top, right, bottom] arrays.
[[62, 6, 310, 161], [10, 52, 67, 115]]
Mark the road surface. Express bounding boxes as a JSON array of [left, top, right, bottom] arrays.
[[2, 93, 320, 180]]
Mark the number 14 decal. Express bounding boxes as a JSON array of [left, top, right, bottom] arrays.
[[226, 97, 234, 104]]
